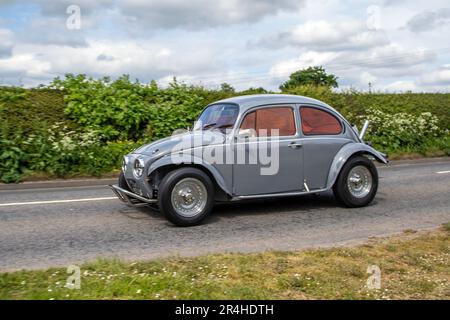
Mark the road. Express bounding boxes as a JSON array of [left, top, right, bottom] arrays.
[[0, 158, 449, 271]]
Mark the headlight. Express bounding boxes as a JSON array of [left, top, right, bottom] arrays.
[[133, 158, 145, 178], [121, 156, 129, 173]]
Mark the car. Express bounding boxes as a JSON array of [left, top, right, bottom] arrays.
[[110, 94, 388, 227]]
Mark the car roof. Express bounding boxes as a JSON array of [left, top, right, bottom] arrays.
[[211, 94, 340, 115]]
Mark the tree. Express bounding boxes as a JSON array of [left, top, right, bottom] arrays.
[[220, 83, 235, 93], [240, 87, 268, 95], [279, 66, 338, 91]]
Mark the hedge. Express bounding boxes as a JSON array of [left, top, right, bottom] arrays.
[[0, 75, 449, 182]]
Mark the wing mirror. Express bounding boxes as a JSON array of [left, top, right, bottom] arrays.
[[236, 129, 256, 140]]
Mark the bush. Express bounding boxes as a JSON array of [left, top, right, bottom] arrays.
[[144, 81, 205, 140], [0, 134, 27, 183], [50, 75, 207, 142], [0, 123, 139, 182], [0, 87, 74, 129], [50, 74, 156, 140], [283, 86, 450, 130], [361, 108, 449, 152]]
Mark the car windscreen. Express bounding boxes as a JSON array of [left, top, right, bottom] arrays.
[[193, 104, 239, 132]]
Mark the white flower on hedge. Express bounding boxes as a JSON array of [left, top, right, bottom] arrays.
[[359, 108, 443, 148]]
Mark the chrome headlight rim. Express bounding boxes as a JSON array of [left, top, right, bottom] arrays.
[[133, 158, 145, 178], [122, 156, 130, 173]]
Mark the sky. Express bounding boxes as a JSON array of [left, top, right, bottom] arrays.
[[0, 0, 450, 92]]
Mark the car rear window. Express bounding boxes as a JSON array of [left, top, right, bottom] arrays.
[[300, 107, 342, 135]]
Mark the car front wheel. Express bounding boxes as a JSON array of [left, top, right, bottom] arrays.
[[333, 155, 378, 207], [158, 167, 214, 227]]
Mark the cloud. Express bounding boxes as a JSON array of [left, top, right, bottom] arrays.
[[0, 28, 14, 58], [0, 53, 52, 87], [406, 8, 450, 32], [97, 54, 114, 61], [346, 45, 436, 70], [0, 0, 16, 7], [29, 0, 114, 16], [118, 0, 306, 30], [419, 66, 450, 85], [0, 40, 224, 86], [257, 20, 389, 51], [269, 44, 435, 78], [0, 0, 449, 92], [384, 80, 417, 92], [360, 72, 377, 85], [269, 51, 338, 80], [20, 16, 90, 47], [267, 42, 438, 90]]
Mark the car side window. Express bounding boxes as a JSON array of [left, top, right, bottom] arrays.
[[300, 107, 342, 135], [239, 107, 296, 137]]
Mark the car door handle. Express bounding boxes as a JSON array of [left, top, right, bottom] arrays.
[[288, 142, 303, 149]]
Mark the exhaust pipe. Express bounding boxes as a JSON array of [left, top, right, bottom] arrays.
[[359, 120, 370, 140]]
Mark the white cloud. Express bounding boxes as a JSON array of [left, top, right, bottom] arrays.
[[118, 0, 306, 30], [20, 16, 90, 47], [257, 20, 389, 51], [406, 8, 450, 32], [419, 66, 450, 85], [360, 72, 377, 85], [269, 51, 338, 80], [0, 40, 222, 86], [0, 28, 14, 58], [384, 80, 417, 92], [29, 0, 113, 15], [0, 0, 449, 92], [0, 53, 52, 86], [346, 45, 435, 71]]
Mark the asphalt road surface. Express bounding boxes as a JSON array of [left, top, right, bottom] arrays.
[[1, 159, 449, 271]]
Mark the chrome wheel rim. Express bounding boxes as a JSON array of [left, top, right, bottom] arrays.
[[347, 165, 373, 198], [171, 178, 208, 217]]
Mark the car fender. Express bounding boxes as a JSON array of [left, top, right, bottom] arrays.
[[147, 154, 232, 196], [326, 143, 388, 189]]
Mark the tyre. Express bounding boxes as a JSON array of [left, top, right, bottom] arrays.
[[333, 155, 378, 207], [158, 167, 215, 227]]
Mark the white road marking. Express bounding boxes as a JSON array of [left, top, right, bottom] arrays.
[[436, 170, 450, 174], [0, 197, 117, 207]]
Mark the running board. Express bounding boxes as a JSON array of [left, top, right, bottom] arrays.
[[232, 188, 327, 201]]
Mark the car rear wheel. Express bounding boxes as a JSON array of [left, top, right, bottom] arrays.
[[158, 167, 214, 227], [333, 155, 378, 207]]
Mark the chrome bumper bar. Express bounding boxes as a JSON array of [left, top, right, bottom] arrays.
[[109, 184, 157, 207]]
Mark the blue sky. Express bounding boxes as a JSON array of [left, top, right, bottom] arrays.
[[0, 0, 450, 92]]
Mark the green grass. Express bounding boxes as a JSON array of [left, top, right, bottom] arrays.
[[1, 225, 449, 300]]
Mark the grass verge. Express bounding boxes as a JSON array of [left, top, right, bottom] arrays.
[[1, 226, 449, 300]]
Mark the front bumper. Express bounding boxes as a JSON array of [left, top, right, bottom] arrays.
[[109, 184, 157, 207]]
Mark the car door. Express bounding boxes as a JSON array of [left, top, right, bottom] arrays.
[[232, 105, 304, 196], [299, 105, 353, 190]]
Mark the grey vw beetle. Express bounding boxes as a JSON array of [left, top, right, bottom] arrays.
[[110, 94, 388, 227]]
